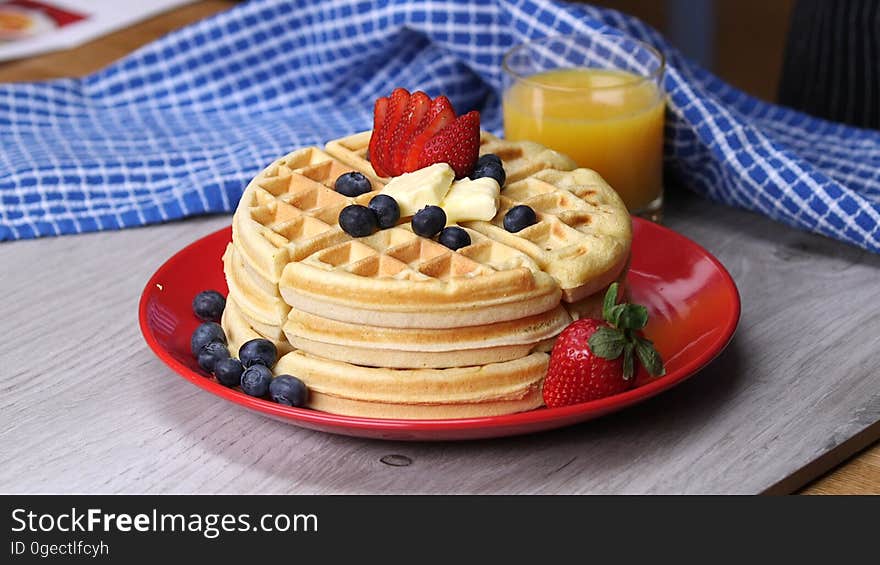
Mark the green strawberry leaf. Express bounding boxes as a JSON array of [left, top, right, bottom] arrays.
[[635, 336, 666, 376], [588, 327, 626, 359], [605, 304, 626, 327], [622, 343, 635, 380], [602, 282, 619, 321], [617, 304, 648, 330], [594, 285, 666, 381]]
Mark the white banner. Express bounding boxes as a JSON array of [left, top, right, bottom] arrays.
[[0, 0, 196, 63]]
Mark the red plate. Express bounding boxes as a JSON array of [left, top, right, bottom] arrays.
[[139, 218, 740, 441]]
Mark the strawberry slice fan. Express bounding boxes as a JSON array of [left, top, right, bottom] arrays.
[[369, 88, 481, 178]]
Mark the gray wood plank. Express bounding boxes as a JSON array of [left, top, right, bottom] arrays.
[[1, 189, 878, 494]]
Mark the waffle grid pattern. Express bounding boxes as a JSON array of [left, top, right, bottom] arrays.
[[227, 146, 386, 344], [223, 133, 628, 412], [228, 132, 628, 368], [325, 131, 630, 298]]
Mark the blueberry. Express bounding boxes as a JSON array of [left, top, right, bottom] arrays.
[[240, 364, 273, 397], [269, 375, 309, 407], [239, 338, 277, 368], [335, 172, 372, 197], [192, 290, 225, 322], [471, 158, 506, 187], [503, 205, 538, 233], [369, 194, 400, 229], [214, 357, 244, 387], [478, 153, 502, 166], [339, 204, 378, 237], [411, 205, 446, 238], [190, 322, 227, 357], [198, 341, 229, 373], [438, 226, 471, 250]]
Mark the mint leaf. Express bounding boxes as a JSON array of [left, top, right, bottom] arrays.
[[587, 327, 626, 359], [602, 282, 619, 321], [618, 304, 648, 330], [622, 343, 635, 380], [635, 337, 666, 376]]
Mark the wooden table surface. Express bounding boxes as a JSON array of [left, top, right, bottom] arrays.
[[1, 0, 877, 494]]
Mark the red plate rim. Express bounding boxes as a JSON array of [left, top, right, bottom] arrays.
[[139, 218, 741, 436]]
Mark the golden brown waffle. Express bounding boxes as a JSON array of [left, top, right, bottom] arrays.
[[222, 295, 294, 357], [227, 146, 388, 343], [280, 224, 561, 329], [324, 131, 379, 179], [232, 146, 385, 285], [283, 305, 569, 369], [223, 130, 632, 419], [325, 131, 631, 304], [477, 131, 578, 183], [464, 167, 631, 302], [223, 244, 288, 342], [274, 350, 547, 419], [225, 288, 547, 419]]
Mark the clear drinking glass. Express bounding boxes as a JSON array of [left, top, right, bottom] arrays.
[[503, 34, 666, 221]]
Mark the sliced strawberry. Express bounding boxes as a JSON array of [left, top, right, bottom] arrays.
[[368, 96, 390, 176], [373, 88, 410, 178], [417, 110, 481, 178], [402, 96, 456, 173], [390, 91, 431, 176]]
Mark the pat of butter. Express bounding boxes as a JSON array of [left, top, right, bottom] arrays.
[[379, 163, 455, 217], [441, 177, 500, 224]]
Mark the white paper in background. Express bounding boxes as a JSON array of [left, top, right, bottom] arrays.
[[0, 0, 197, 63]]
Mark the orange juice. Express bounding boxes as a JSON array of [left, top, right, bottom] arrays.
[[503, 68, 665, 213]]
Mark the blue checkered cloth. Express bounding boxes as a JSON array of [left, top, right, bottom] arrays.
[[1, 0, 879, 252]]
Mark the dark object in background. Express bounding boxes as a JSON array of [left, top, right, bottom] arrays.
[[778, 0, 879, 129]]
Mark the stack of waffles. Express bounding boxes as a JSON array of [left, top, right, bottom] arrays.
[[222, 131, 632, 419]]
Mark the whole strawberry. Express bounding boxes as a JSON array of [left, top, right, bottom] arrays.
[[543, 283, 665, 408]]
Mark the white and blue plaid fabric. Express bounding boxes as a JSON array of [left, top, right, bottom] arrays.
[[2, 0, 879, 252]]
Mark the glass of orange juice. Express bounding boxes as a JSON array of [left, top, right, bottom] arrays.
[[503, 34, 666, 220]]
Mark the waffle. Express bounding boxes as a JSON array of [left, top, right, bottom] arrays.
[[283, 305, 567, 368], [224, 288, 546, 418], [222, 295, 294, 357], [464, 167, 631, 302], [274, 350, 547, 419], [226, 146, 388, 343], [280, 224, 562, 329], [232, 146, 384, 284], [477, 131, 579, 183], [563, 267, 629, 322], [222, 129, 632, 419], [325, 131, 631, 304], [223, 244, 288, 342]]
